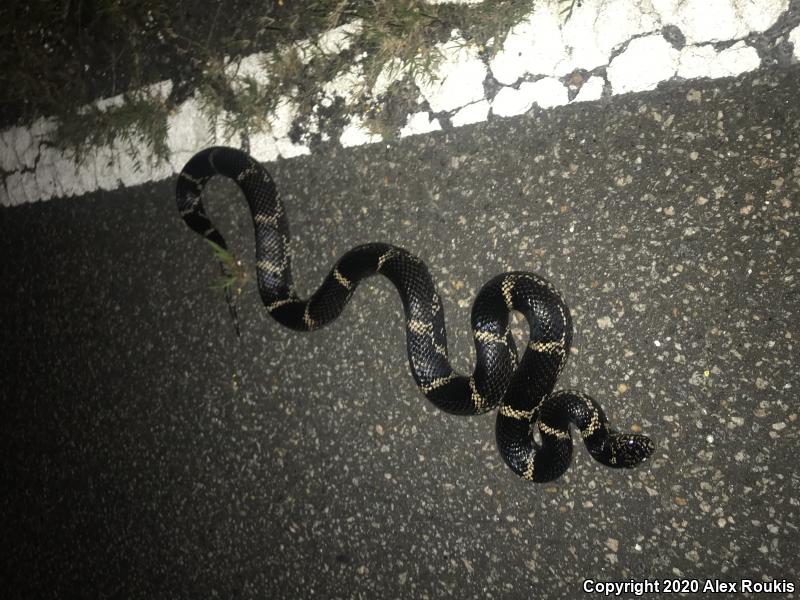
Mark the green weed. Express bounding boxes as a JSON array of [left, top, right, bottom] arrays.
[[2, 1, 583, 165], [205, 238, 250, 296]]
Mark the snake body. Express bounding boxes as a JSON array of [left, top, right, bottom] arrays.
[[177, 147, 653, 483]]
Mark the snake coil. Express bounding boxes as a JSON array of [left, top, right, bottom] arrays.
[[177, 147, 654, 483]]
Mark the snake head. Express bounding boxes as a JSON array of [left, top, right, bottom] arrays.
[[606, 433, 654, 468]]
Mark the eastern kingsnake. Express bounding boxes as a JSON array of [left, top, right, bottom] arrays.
[[176, 147, 654, 483]]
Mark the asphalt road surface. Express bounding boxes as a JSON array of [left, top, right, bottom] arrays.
[[2, 66, 798, 598]]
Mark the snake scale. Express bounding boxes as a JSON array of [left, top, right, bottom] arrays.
[[176, 146, 654, 483]]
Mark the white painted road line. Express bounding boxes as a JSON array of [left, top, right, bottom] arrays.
[[1, 0, 797, 207]]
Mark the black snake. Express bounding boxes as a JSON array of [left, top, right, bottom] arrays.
[[176, 147, 654, 483]]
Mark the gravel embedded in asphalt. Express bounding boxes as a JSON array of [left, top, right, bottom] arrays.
[[1, 66, 798, 598]]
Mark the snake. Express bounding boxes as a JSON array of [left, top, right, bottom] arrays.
[[176, 146, 654, 483]]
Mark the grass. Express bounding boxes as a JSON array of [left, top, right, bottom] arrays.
[[443, 0, 545, 51], [205, 239, 250, 296], [0, 0, 305, 166], [206, 237, 250, 336], [1, 0, 580, 170], [54, 88, 172, 167]]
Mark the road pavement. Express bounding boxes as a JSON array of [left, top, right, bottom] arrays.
[[1, 66, 799, 598]]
